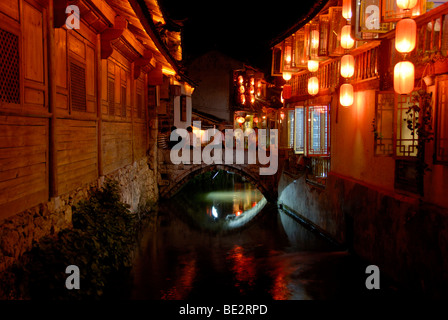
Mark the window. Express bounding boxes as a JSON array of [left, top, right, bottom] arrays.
[[435, 75, 448, 163], [294, 106, 305, 154], [121, 86, 126, 117], [0, 28, 20, 105], [70, 62, 87, 112], [374, 91, 419, 158], [374, 92, 395, 156], [108, 79, 115, 116], [293, 104, 330, 187], [307, 105, 330, 156]]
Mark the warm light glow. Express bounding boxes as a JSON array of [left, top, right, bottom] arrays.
[[310, 30, 319, 49], [307, 60, 319, 72], [342, 0, 352, 20], [396, 0, 418, 10], [395, 18, 417, 53], [239, 85, 245, 94], [280, 112, 285, 120], [284, 44, 292, 63], [162, 67, 176, 76], [340, 83, 354, 107], [236, 116, 246, 124], [282, 72, 292, 81], [340, 54, 355, 78], [394, 61, 415, 94], [238, 75, 244, 84], [240, 94, 246, 105], [341, 25, 355, 49], [308, 76, 319, 96]]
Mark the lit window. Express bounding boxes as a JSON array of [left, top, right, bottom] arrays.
[[294, 106, 305, 154], [307, 105, 330, 156]]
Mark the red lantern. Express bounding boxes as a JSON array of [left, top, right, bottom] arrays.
[[283, 84, 292, 99], [340, 83, 354, 107], [236, 116, 245, 124], [342, 0, 352, 20], [340, 54, 355, 78], [396, 0, 418, 10], [394, 61, 415, 94], [308, 77, 319, 96], [341, 25, 354, 49], [395, 18, 417, 54]]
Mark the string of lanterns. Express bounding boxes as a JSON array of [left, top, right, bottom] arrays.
[[281, 0, 420, 106]]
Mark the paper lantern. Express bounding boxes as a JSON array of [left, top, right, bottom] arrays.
[[341, 25, 354, 49], [283, 84, 292, 99], [340, 83, 354, 107], [342, 0, 352, 20], [308, 60, 319, 72], [396, 0, 418, 10], [395, 18, 417, 53], [340, 54, 355, 78], [394, 61, 415, 94], [310, 29, 320, 50], [282, 72, 292, 81], [308, 76, 319, 96]]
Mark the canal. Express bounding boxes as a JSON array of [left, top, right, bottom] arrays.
[[129, 170, 409, 300]]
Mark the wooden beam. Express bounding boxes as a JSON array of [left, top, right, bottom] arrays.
[[100, 15, 127, 59], [134, 50, 154, 79]]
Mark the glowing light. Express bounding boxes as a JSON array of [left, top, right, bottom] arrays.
[[396, 0, 418, 10], [341, 25, 355, 49], [340, 83, 354, 107], [342, 0, 352, 20], [236, 116, 246, 124], [394, 61, 415, 94], [212, 206, 218, 218], [308, 76, 319, 96], [307, 60, 319, 72], [395, 18, 417, 53], [162, 67, 176, 76], [310, 30, 319, 49], [282, 72, 292, 81], [340, 54, 355, 78]]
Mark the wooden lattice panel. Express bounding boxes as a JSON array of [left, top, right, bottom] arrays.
[[0, 28, 20, 104]]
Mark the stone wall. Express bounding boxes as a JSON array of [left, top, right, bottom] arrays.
[[0, 156, 158, 277], [278, 168, 448, 298]]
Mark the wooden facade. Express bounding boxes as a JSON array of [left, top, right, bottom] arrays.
[[0, 0, 193, 221]]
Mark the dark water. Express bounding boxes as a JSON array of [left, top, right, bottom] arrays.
[[129, 172, 406, 300]]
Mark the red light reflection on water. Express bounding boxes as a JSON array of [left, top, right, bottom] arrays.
[[160, 256, 197, 300], [227, 245, 256, 293]]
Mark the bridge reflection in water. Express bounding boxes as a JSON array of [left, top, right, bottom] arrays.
[[130, 171, 407, 300]]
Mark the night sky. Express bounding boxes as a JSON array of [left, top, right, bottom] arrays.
[[158, 0, 320, 75]]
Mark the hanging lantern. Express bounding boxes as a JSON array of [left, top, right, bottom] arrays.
[[308, 76, 319, 96], [282, 72, 292, 81], [342, 0, 352, 20], [283, 84, 292, 99], [238, 75, 244, 84], [240, 94, 246, 105], [308, 60, 319, 72], [394, 61, 415, 94], [239, 85, 245, 94], [396, 0, 418, 10], [340, 54, 355, 78], [341, 25, 355, 49], [310, 29, 320, 50], [395, 18, 417, 53], [280, 112, 285, 120], [340, 83, 354, 107]]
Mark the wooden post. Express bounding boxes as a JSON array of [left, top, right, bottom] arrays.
[[97, 34, 103, 177], [48, 0, 58, 197]]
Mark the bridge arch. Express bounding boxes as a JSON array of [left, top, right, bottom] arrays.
[[158, 163, 277, 202]]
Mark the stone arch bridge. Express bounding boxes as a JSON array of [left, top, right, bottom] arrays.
[[157, 148, 281, 202]]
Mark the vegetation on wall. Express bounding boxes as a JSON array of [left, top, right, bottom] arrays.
[[13, 179, 141, 300]]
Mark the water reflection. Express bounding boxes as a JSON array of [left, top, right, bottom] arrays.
[[173, 170, 265, 230], [129, 171, 406, 300]]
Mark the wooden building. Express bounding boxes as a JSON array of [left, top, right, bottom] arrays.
[[0, 0, 194, 271], [273, 0, 448, 297]]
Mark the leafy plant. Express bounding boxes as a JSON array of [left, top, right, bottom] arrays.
[[16, 179, 138, 300], [403, 90, 434, 194]]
